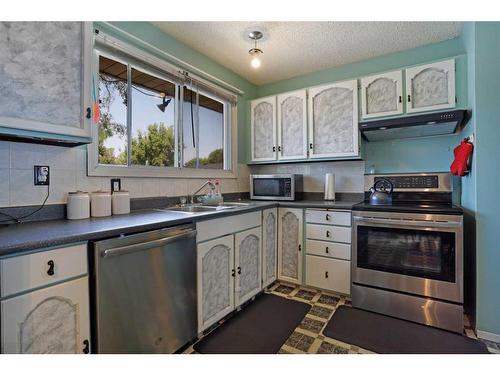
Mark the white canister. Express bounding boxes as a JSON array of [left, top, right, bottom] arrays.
[[324, 173, 336, 201], [67, 191, 90, 220], [112, 191, 130, 215], [90, 191, 112, 217]]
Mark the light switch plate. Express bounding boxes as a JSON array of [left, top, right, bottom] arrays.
[[34, 166, 50, 186]]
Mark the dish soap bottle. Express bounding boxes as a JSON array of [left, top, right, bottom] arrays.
[[214, 179, 223, 205]]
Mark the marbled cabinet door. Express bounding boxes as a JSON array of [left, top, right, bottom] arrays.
[[406, 59, 455, 113], [262, 208, 278, 288], [277, 90, 307, 160], [197, 235, 235, 332], [278, 208, 303, 284], [235, 227, 261, 307], [251, 97, 277, 161], [361, 70, 403, 119], [308, 80, 359, 158], [1, 277, 90, 354]]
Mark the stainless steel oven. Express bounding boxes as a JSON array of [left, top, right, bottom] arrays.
[[250, 174, 303, 201], [352, 210, 464, 332]]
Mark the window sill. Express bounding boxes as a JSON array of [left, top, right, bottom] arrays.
[[87, 164, 238, 179]]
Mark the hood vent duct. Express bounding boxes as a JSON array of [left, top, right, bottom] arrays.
[[359, 110, 470, 142]]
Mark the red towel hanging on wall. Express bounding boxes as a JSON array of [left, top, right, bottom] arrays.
[[450, 138, 474, 177]]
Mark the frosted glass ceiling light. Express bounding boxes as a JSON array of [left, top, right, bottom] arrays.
[[248, 31, 263, 69]]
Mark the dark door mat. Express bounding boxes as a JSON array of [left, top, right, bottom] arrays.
[[193, 293, 310, 354], [323, 305, 489, 354]]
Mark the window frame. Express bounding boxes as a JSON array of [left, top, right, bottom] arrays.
[[87, 33, 238, 179]]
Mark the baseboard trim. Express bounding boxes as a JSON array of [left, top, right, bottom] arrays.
[[477, 329, 500, 343]]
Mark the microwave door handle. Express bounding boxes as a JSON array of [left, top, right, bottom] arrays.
[[353, 217, 462, 229]]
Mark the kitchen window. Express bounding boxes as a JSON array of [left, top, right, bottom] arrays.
[[88, 33, 238, 178]]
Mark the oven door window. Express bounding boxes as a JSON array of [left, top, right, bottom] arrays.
[[357, 226, 455, 282], [253, 178, 290, 197]]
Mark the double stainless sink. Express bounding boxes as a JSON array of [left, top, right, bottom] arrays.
[[159, 201, 253, 214]]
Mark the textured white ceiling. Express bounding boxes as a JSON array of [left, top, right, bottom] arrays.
[[153, 22, 463, 86]]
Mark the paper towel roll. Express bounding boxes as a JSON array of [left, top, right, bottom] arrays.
[[324, 173, 335, 201]]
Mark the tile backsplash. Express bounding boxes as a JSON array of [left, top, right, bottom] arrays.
[[248, 160, 365, 193], [0, 141, 250, 208]]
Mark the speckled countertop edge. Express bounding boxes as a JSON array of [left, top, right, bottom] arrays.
[[0, 199, 361, 257]]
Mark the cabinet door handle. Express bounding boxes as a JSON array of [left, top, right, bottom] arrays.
[[309, 143, 313, 150], [325, 246, 329, 254], [325, 214, 330, 221], [86, 107, 92, 119], [398, 95, 402, 103], [407, 94, 411, 102], [237, 266, 241, 275], [82, 339, 90, 354], [47, 260, 55, 276], [325, 271, 329, 279], [326, 230, 331, 238], [298, 244, 302, 252], [278, 145, 281, 152], [272, 146, 276, 153], [231, 269, 236, 277]]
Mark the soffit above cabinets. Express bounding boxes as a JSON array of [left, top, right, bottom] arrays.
[[153, 22, 463, 85]]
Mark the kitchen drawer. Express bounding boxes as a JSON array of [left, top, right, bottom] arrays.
[[196, 211, 261, 243], [306, 240, 351, 260], [306, 224, 351, 244], [306, 255, 350, 295], [0, 243, 88, 298], [306, 209, 351, 226]]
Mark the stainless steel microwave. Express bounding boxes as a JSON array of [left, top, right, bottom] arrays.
[[250, 174, 303, 201]]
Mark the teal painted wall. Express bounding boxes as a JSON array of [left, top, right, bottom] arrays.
[[256, 38, 468, 172], [459, 22, 477, 323], [94, 22, 258, 163], [472, 22, 500, 337]]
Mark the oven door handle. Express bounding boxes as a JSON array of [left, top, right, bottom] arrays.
[[353, 217, 462, 229]]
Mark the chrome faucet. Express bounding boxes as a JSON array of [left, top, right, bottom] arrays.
[[189, 180, 215, 204]]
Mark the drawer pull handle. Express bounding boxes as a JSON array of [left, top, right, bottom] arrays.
[[325, 271, 329, 279], [237, 266, 241, 275], [47, 260, 55, 276], [326, 230, 331, 238], [325, 214, 330, 221], [82, 339, 90, 354], [325, 246, 329, 254]]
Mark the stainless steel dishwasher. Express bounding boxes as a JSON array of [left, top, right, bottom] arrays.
[[92, 223, 197, 353]]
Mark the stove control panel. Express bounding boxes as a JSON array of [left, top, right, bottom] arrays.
[[375, 175, 439, 189]]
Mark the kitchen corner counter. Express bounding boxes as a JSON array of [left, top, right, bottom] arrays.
[[0, 199, 361, 257]]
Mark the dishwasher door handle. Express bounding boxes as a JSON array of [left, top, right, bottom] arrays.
[[102, 229, 197, 258]]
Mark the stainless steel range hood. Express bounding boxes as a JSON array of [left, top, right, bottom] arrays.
[[359, 110, 470, 142]]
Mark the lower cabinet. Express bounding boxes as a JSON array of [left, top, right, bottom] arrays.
[[197, 226, 262, 333], [1, 276, 90, 354], [305, 255, 350, 295], [278, 207, 303, 284], [262, 208, 278, 288], [197, 235, 235, 333]]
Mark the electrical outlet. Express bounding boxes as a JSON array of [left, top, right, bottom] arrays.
[[111, 178, 121, 192], [34, 166, 50, 186]]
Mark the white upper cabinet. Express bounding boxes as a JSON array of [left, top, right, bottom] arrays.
[[361, 70, 403, 119], [405, 59, 456, 113], [0, 22, 92, 139], [308, 80, 359, 158], [277, 90, 308, 160], [251, 96, 277, 161]]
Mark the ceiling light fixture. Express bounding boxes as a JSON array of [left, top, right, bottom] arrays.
[[248, 31, 263, 69]]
